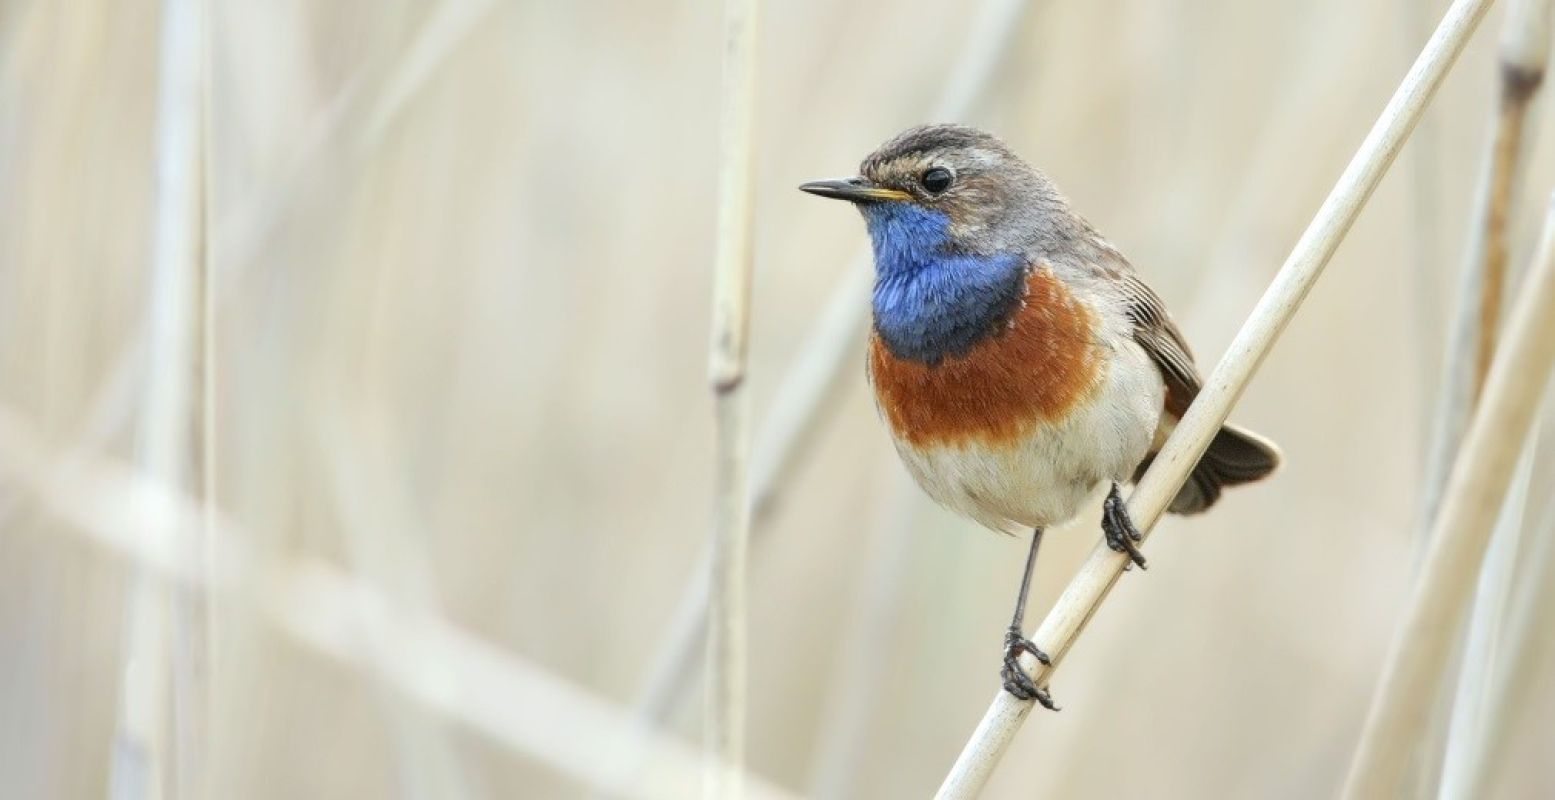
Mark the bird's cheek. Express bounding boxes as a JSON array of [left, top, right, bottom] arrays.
[[947, 217, 982, 242]]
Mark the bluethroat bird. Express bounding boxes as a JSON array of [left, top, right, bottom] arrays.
[[800, 124, 1280, 709]]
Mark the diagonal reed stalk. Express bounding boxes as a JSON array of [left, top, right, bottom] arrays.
[[110, 1, 208, 797], [1340, 197, 1555, 798], [631, 0, 1039, 734], [0, 406, 801, 800], [1419, 0, 1551, 532], [1452, 487, 1555, 796], [936, 0, 1494, 795], [1469, 6, 1549, 394], [706, 0, 759, 795], [1406, 1, 1549, 792], [1437, 422, 1538, 799]]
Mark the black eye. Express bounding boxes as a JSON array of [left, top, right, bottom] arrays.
[[921, 167, 953, 194]]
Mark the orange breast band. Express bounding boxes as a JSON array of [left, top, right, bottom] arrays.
[[868, 267, 1102, 447]]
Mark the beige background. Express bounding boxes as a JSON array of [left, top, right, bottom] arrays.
[[2, 0, 1554, 797]]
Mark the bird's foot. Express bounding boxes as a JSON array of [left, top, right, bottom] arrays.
[[1103, 484, 1148, 570], [1000, 626, 1057, 710]]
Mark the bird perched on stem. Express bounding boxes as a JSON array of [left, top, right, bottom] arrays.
[[800, 124, 1280, 709]]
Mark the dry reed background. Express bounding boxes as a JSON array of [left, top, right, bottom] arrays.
[[3, 1, 1555, 798]]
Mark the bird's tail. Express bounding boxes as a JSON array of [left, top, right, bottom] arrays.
[[1134, 423, 1282, 515]]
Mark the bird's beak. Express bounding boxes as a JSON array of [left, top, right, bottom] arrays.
[[798, 177, 912, 203]]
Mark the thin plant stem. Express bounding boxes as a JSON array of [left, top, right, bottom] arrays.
[[1458, 483, 1555, 797], [0, 406, 801, 800], [937, 1, 1495, 794], [1437, 421, 1538, 799], [111, 1, 207, 797], [43, 0, 503, 504], [1409, 1, 1549, 792], [192, 1, 217, 793], [706, 0, 759, 794], [46, 6, 497, 783], [1340, 195, 1555, 798], [1419, 0, 1550, 532]]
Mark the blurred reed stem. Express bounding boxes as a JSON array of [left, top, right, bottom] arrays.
[[938, 0, 1494, 794], [1437, 421, 1538, 799], [0, 404, 801, 800], [1410, 1, 1549, 792], [111, 1, 208, 797], [1420, 0, 1549, 531], [1453, 486, 1555, 796], [706, 0, 759, 795], [1341, 194, 1555, 798], [192, 1, 216, 793], [629, 0, 1037, 737], [1400, 0, 1449, 454], [54, 7, 497, 785], [60, 0, 501, 484]]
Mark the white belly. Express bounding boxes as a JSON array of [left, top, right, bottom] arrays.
[[891, 340, 1164, 534]]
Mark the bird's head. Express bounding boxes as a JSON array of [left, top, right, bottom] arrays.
[[800, 124, 1064, 269], [800, 125, 1072, 363]]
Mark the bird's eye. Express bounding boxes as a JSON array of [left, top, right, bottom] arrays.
[[921, 167, 953, 195]]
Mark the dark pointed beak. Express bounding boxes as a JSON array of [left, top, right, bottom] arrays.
[[798, 177, 912, 203]]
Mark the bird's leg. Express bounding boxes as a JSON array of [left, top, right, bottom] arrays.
[[1102, 482, 1148, 570], [1000, 527, 1057, 710]]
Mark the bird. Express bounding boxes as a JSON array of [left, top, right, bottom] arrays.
[[799, 124, 1280, 709]]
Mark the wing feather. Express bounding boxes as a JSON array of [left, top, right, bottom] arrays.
[[1088, 249, 1281, 512], [1117, 272, 1199, 416]]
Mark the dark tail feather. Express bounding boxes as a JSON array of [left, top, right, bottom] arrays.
[[1133, 423, 1281, 515]]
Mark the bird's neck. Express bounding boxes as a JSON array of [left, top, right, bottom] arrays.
[[865, 204, 1027, 365]]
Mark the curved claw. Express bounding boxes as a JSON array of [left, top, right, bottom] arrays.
[[1004, 628, 1051, 665], [1103, 485, 1148, 570], [1001, 655, 1058, 710], [1001, 628, 1058, 710]]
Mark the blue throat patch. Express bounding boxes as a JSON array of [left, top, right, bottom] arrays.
[[863, 202, 1027, 365]]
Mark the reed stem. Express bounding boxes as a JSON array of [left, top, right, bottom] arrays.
[[1341, 195, 1555, 798], [706, 0, 759, 794], [1419, 0, 1550, 530], [111, 1, 208, 796]]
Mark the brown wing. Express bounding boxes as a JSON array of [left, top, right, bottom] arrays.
[[1110, 268, 1282, 513], [1078, 241, 1201, 414], [1117, 273, 1199, 417]]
